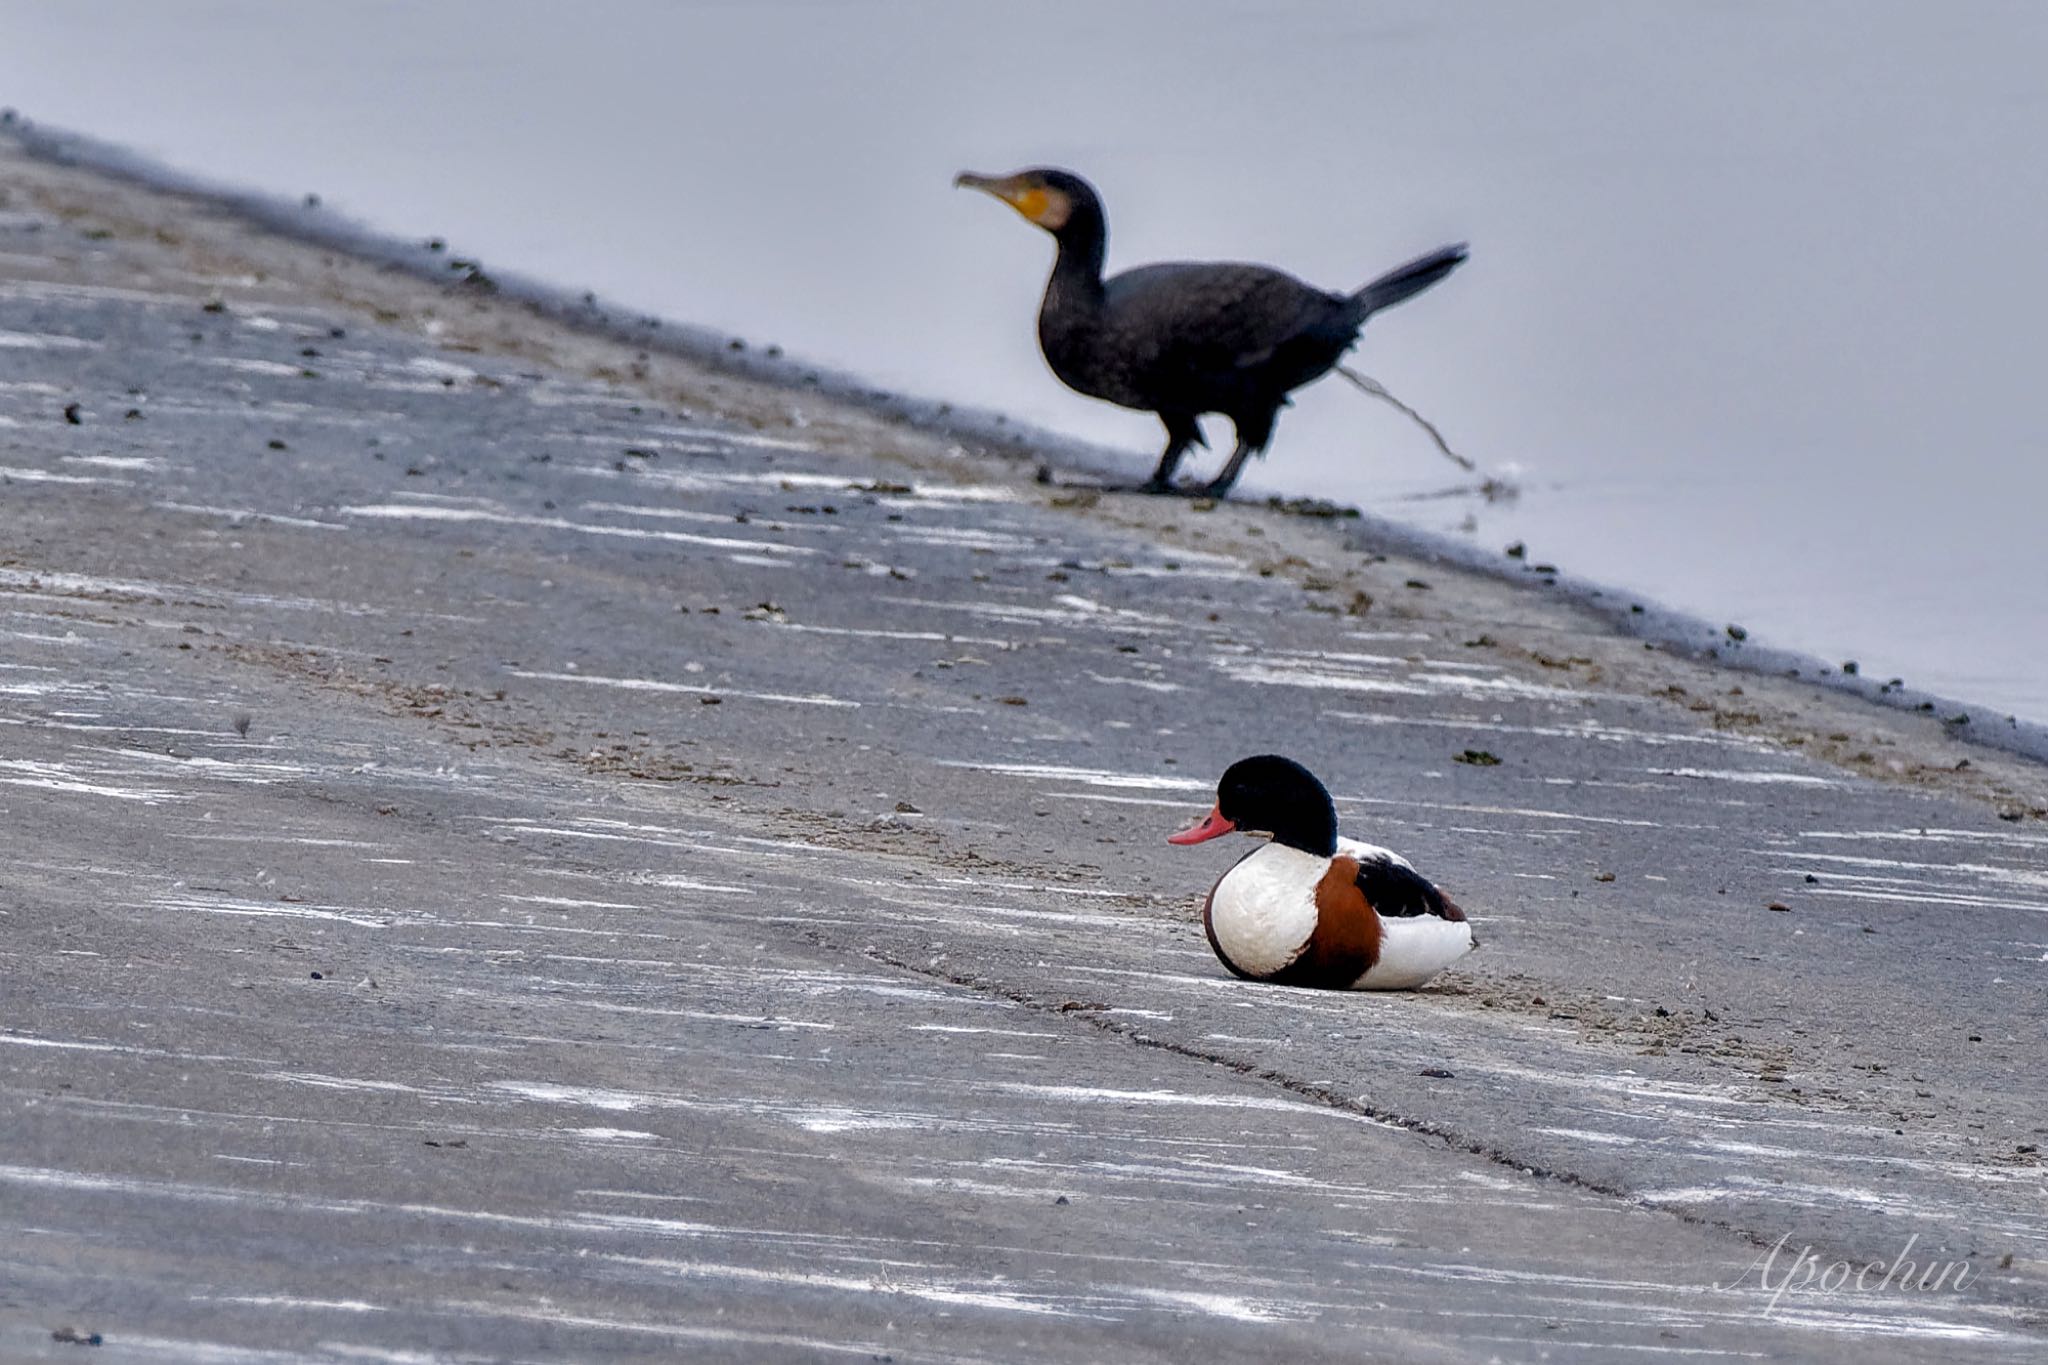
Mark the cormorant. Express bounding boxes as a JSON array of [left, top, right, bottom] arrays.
[[956, 167, 1467, 496]]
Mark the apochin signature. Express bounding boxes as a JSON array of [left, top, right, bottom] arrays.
[[1723, 1233, 1974, 1315]]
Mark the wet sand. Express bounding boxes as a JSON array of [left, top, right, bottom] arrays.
[[1, 136, 2044, 1361]]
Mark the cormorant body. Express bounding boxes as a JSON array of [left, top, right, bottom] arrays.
[[957, 167, 1466, 495]]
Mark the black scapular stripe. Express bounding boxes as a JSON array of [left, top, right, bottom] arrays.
[[1354, 856, 1454, 920]]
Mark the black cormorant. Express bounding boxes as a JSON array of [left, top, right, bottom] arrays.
[[956, 167, 1466, 496]]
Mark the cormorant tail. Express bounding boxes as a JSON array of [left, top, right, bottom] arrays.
[[1351, 243, 1469, 319]]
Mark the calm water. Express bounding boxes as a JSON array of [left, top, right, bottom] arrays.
[[5, 0, 2046, 722]]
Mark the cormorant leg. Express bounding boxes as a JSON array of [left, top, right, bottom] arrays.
[[1202, 410, 1276, 497], [1141, 414, 1205, 493], [1201, 440, 1261, 497]]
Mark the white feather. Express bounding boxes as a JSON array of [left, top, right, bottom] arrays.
[[1353, 913, 1473, 990], [1207, 843, 1323, 977], [1334, 836, 1416, 871]]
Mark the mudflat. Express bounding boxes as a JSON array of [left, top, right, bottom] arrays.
[[2, 136, 2043, 1362]]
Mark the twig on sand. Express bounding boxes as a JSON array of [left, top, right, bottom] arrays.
[[1335, 365, 1475, 473]]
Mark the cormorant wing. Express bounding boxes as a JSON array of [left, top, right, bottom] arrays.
[[1100, 263, 1346, 386]]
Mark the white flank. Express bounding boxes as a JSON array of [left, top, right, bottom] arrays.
[[1354, 913, 1473, 990]]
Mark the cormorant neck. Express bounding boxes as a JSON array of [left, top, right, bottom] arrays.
[[1035, 196, 1108, 386], [1048, 203, 1107, 295]]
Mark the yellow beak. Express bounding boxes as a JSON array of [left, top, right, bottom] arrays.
[[955, 170, 1052, 226]]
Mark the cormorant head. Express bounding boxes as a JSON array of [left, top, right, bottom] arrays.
[[954, 167, 1102, 239], [1168, 755, 1339, 856]]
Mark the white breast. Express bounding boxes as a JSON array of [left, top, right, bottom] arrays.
[[1208, 842, 1327, 977]]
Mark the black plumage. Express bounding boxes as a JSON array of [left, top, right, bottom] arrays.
[[957, 167, 1467, 496], [1352, 855, 1464, 922]]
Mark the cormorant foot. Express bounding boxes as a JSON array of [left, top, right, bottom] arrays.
[[1123, 476, 1214, 497]]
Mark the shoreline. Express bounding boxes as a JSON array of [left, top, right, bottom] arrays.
[[9, 113, 2043, 769]]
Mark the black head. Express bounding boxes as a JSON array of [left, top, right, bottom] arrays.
[[1168, 754, 1337, 856], [954, 166, 1105, 242]]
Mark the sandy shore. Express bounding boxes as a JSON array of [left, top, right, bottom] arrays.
[[2, 134, 2044, 1360]]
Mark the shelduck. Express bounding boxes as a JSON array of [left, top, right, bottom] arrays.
[[1168, 755, 1474, 989]]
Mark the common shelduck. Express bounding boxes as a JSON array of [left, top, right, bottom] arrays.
[[1168, 755, 1475, 989]]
